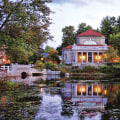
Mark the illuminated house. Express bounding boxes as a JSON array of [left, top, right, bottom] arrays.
[[62, 29, 108, 67]]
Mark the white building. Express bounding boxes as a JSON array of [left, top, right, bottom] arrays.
[[62, 29, 108, 67]]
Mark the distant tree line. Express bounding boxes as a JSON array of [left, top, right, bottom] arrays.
[[56, 16, 120, 55]]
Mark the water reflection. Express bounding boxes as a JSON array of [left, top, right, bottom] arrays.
[[61, 82, 108, 119], [1, 75, 120, 120], [10, 74, 60, 85]]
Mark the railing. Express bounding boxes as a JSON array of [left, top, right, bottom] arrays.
[[47, 70, 61, 75], [0, 65, 11, 71]]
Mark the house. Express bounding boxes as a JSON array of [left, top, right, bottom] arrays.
[[62, 29, 108, 67]]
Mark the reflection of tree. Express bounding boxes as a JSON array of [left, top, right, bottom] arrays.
[[102, 84, 120, 120], [61, 99, 74, 117], [0, 84, 41, 119]]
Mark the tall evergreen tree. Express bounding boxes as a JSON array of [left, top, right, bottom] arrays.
[[56, 25, 75, 55], [100, 16, 113, 44], [76, 23, 92, 35], [117, 16, 120, 32], [62, 25, 75, 47]]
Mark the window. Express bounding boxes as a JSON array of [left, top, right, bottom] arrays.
[[84, 40, 97, 45]]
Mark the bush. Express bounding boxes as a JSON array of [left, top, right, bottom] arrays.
[[97, 65, 113, 73], [35, 60, 45, 70], [45, 61, 54, 69], [83, 65, 96, 73]]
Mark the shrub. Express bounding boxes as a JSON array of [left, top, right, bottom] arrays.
[[97, 65, 113, 73], [45, 61, 54, 69], [83, 65, 96, 73], [35, 60, 45, 70]]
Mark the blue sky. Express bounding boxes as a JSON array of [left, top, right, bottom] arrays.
[[44, 0, 120, 49]]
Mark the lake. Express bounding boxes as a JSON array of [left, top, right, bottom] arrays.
[[0, 75, 120, 120]]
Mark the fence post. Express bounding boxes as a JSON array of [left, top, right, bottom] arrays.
[[7, 66, 9, 72]]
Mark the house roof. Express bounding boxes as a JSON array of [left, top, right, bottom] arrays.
[[41, 53, 49, 57], [62, 45, 73, 50], [77, 29, 104, 37]]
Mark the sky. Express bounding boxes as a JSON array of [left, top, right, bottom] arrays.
[[44, 0, 120, 49]]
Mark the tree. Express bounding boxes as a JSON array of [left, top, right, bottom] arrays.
[[0, 0, 52, 63], [76, 23, 92, 35], [46, 49, 60, 63], [109, 32, 120, 55], [104, 46, 118, 63], [116, 16, 120, 32], [62, 25, 75, 47], [56, 25, 75, 55], [100, 16, 113, 44], [56, 45, 62, 56], [45, 45, 53, 53]]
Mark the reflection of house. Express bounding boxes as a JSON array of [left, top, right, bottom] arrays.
[[62, 82, 108, 112], [62, 29, 108, 67]]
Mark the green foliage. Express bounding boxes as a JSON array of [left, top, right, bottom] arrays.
[[72, 69, 82, 73], [100, 16, 120, 44], [0, 0, 52, 63], [56, 25, 75, 55], [35, 60, 45, 70], [100, 16, 114, 44], [97, 65, 114, 73], [104, 47, 119, 62], [109, 33, 120, 55], [45, 61, 54, 69], [45, 46, 53, 53], [76, 23, 92, 35], [83, 65, 96, 73]]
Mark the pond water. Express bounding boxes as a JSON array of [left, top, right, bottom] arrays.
[[0, 75, 120, 120]]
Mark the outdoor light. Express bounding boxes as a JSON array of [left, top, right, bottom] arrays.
[[103, 89, 107, 95], [7, 60, 10, 64], [2, 58, 5, 62], [41, 57, 44, 61]]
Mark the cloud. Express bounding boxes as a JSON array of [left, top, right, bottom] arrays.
[[52, 0, 113, 6]]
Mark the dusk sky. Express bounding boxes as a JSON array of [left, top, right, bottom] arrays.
[[45, 0, 120, 49]]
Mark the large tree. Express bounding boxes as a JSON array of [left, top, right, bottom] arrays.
[[109, 33, 120, 55], [61, 25, 75, 47], [100, 16, 114, 44], [76, 23, 92, 35], [56, 25, 75, 55], [0, 0, 52, 63]]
